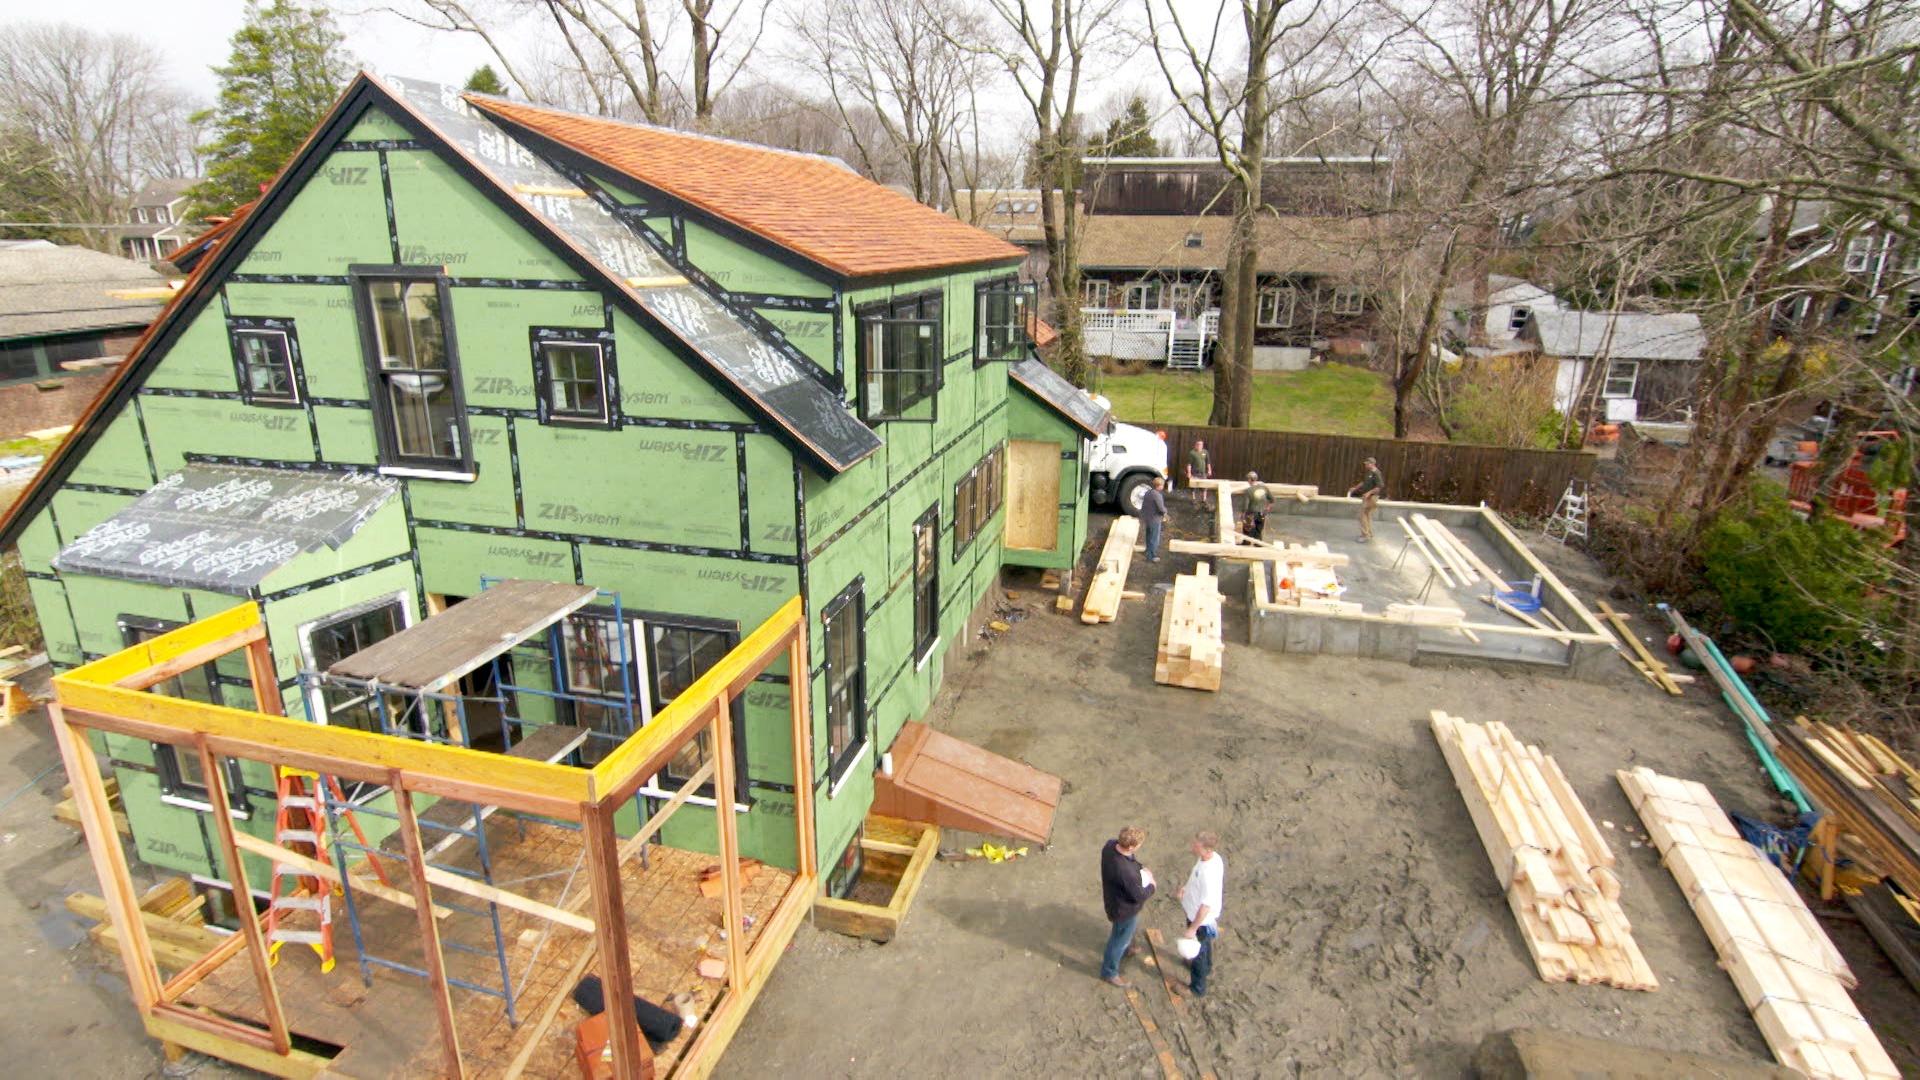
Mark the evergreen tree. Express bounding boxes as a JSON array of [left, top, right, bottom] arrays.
[[189, 1, 353, 216], [1098, 97, 1160, 158], [464, 64, 506, 96]]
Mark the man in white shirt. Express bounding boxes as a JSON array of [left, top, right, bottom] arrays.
[[1177, 830, 1225, 996]]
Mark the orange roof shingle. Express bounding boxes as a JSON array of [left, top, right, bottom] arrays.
[[469, 97, 1023, 280]]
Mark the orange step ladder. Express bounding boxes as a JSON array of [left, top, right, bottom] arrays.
[[264, 768, 388, 973]]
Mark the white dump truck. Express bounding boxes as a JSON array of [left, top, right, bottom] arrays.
[[1084, 394, 1169, 515]]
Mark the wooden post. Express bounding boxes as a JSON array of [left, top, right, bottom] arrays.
[[582, 804, 649, 1079], [786, 628, 817, 879], [712, 700, 746, 996], [244, 636, 284, 717], [49, 704, 163, 1010], [197, 738, 292, 1054], [391, 774, 464, 1078]]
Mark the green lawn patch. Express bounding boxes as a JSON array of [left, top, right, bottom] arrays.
[[1091, 364, 1394, 436]]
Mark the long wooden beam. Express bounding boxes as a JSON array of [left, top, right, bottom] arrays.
[[392, 779, 464, 1078], [583, 807, 648, 1079], [615, 757, 717, 864], [230, 830, 452, 919], [788, 630, 818, 880], [160, 929, 250, 1003], [422, 860, 594, 934], [69, 600, 263, 688], [198, 740, 292, 1055], [713, 708, 747, 997], [1168, 539, 1349, 566], [115, 624, 265, 691]]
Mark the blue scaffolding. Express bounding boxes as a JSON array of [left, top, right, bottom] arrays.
[[298, 578, 644, 1027]]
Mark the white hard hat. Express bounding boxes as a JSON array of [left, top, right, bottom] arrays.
[[1175, 936, 1202, 960]]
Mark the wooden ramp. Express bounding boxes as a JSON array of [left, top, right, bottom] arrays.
[[1619, 766, 1896, 1080], [872, 722, 1062, 844], [1155, 565, 1222, 691]]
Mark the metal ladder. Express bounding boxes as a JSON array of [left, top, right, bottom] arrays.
[[1544, 479, 1590, 544], [264, 768, 386, 973]]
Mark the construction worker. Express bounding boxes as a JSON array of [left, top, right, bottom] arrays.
[[1186, 439, 1213, 509], [1099, 826, 1156, 987], [1140, 475, 1168, 563], [1177, 831, 1225, 997], [1239, 471, 1272, 542], [1346, 456, 1385, 541]]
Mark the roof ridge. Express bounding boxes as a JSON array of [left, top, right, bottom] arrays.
[[466, 94, 855, 173]]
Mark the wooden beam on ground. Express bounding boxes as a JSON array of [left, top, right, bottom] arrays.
[[1482, 595, 1571, 644], [391, 778, 464, 1079], [1411, 515, 1478, 583], [1596, 601, 1681, 695], [1082, 516, 1140, 624], [1124, 987, 1185, 1080], [1168, 539, 1349, 566]]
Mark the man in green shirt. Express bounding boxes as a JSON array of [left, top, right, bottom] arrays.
[[1239, 471, 1273, 541], [1186, 440, 1212, 509], [1346, 456, 1385, 541]]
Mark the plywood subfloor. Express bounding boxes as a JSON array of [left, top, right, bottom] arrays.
[[183, 815, 791, 1079]]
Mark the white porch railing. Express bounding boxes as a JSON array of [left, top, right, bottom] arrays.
[[1081, 307, 1222, 365]]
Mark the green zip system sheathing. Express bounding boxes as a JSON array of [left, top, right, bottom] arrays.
[[9, 92, 1063, 892], [1003, 387, 1090, 571]]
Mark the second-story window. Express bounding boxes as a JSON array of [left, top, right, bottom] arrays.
[[976, 277, 1036, 364], [353, 268, 474, 477], [531, 329, 616, 428], [856, 291, 942, 423], [230, 322, 302, 406]]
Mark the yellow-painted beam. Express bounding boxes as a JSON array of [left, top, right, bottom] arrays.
[[68, 601, 262, 689]]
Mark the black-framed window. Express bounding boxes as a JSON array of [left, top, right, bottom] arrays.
[[912, 505, 939, 663], [647, 618, 747, 803], [352, 267, 474, 475], [823, 582, 867, 786], [531, 328, 617, 428], [856, 292, 942, 422], [981, 444, 1003, 533], [955, 469, 980, 551], [975, 277, 1036, 364], [556, 611, 639, 765], [229, 322, 302, 406], [302, 595, 412, 735], [121, 617, 246, 811]]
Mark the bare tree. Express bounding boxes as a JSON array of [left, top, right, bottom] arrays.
[[0, 23, 202, 248]]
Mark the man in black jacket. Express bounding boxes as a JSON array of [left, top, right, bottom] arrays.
[[1099, 826, 1156, 986]]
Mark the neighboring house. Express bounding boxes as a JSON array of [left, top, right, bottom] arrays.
[[1073, 155, 1389, 369], [0, 240, 168, 439], [1529, 309, 1707, 423], [0, 75, 1106, 907], [951, 188, 1064, 288], [1445, 274, 1561, 346], [119, 177, 205, 263]]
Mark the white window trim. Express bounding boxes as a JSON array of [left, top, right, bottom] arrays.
[[159, 791, 252, 820], [1507, 306, 1530, 332], [1601, 358, 1640, 399], [1257, 286, 1294, 328], [828, 740, 872, 798], [234, 327, 302, 406], [1331, 288, 1366, 316], [297, 591, 416, 727], [377, 465, 477, 482], [914, 637, 941, 671], [537, 338, 612, 425], [1082, 279, 1110, 308], [1845, 236, 1877, 273], [636, 783, 751, 814]]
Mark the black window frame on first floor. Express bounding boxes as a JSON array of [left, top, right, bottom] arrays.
[[119, 615, 248, 814], [299, 592, 416, 738], [642, 614, 748, 806], [911, 503, 940, 665], [975, 275, 1037, 365], [530, 326, 619, 429], [855, 289, 943, 424], [227, 317, 305, 407], [952, 443, 1005, 559], [822, 579, 868, 791], [350, 265, 476, 479]]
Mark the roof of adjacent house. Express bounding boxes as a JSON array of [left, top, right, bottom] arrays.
[[951, 190, 1066, 246], [131, 177, 198, 207], [468, 96, 1024, 279], [0, 243, 167, 341], [1530, 309, 1707, 362], [1077, 214, 1381, 277]]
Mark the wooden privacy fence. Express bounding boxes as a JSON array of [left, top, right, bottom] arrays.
[[1150, 425, 1596, 516]]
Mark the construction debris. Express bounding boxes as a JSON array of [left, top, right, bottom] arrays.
[[1664, 605, 1811, 813], [0, 645, 35, 724], [1430, 711, 1657, 990], [66, 879, 223, 973], [1776, 718, 1920, 901], [1594, 601, 1682, 695], [1618, 766, 1897, 1079], [1081, 515, 1140, 624], [1155, 564, 1223, 692], [53, 775, 130, 838]]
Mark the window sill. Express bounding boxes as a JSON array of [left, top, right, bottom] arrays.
[[827, 742, 871, 799], [160, 793, 250, 820], [637, 784, 751, 814], [913, 638, 940, 672], [378, 465, 477, 482]]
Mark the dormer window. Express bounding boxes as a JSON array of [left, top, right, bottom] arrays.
[[155, 206, 171, 224], [1184, 231, 1203, 248], [133, 208, 146, 224]]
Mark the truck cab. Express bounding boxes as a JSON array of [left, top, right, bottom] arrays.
[[1084, 396, 1168, 514]]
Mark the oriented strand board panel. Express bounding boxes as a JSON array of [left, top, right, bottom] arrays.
[[1618, 766, 1897, 1079], [873, 721, 1062, 843], [1005, 439, 1061, 551]]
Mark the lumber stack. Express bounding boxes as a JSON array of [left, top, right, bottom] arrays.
[[53, 774, 130, 838], [1155, 564, 1222, 691], [1410, 514, 1506, 586], [66, 878, 223, 973], [1081, 515, 1140, 624], [1618, 766, 1897, 1079], [0, 645, 33, 723], [1776, 719, 1920, 900], [1430, 711, 1657, 990]]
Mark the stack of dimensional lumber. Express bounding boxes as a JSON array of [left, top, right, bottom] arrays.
[[66, 878, 223, 972], [1408, 514, 1506, 586], [1155, 564, 1222, 691], [52, 774, 130, 837], [1430, 711, 1657, 990], [1081, 515, 1140, 624], [0, 645, 33, 721], [1776, 719, 1920, 899], [1618, 766, 1897, 1079]]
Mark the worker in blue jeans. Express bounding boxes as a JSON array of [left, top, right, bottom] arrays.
[[1139, 476, 1168, 563], [1179, 831, 1226, 997], [1099, 826, 1155, 986]]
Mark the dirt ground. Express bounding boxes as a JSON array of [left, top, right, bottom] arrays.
[[724, 502, 1920, 1079], [2, 499, 1916, 1078]]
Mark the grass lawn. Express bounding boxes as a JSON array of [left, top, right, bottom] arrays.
[[1090, 363, 1395, 436]]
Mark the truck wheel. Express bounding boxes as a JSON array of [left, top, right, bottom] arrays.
[[1115, 473, 1151, 516]]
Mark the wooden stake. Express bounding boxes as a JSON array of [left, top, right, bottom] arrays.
[[582, 805, 648, 1080], [197, 740, 292, 1055]]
